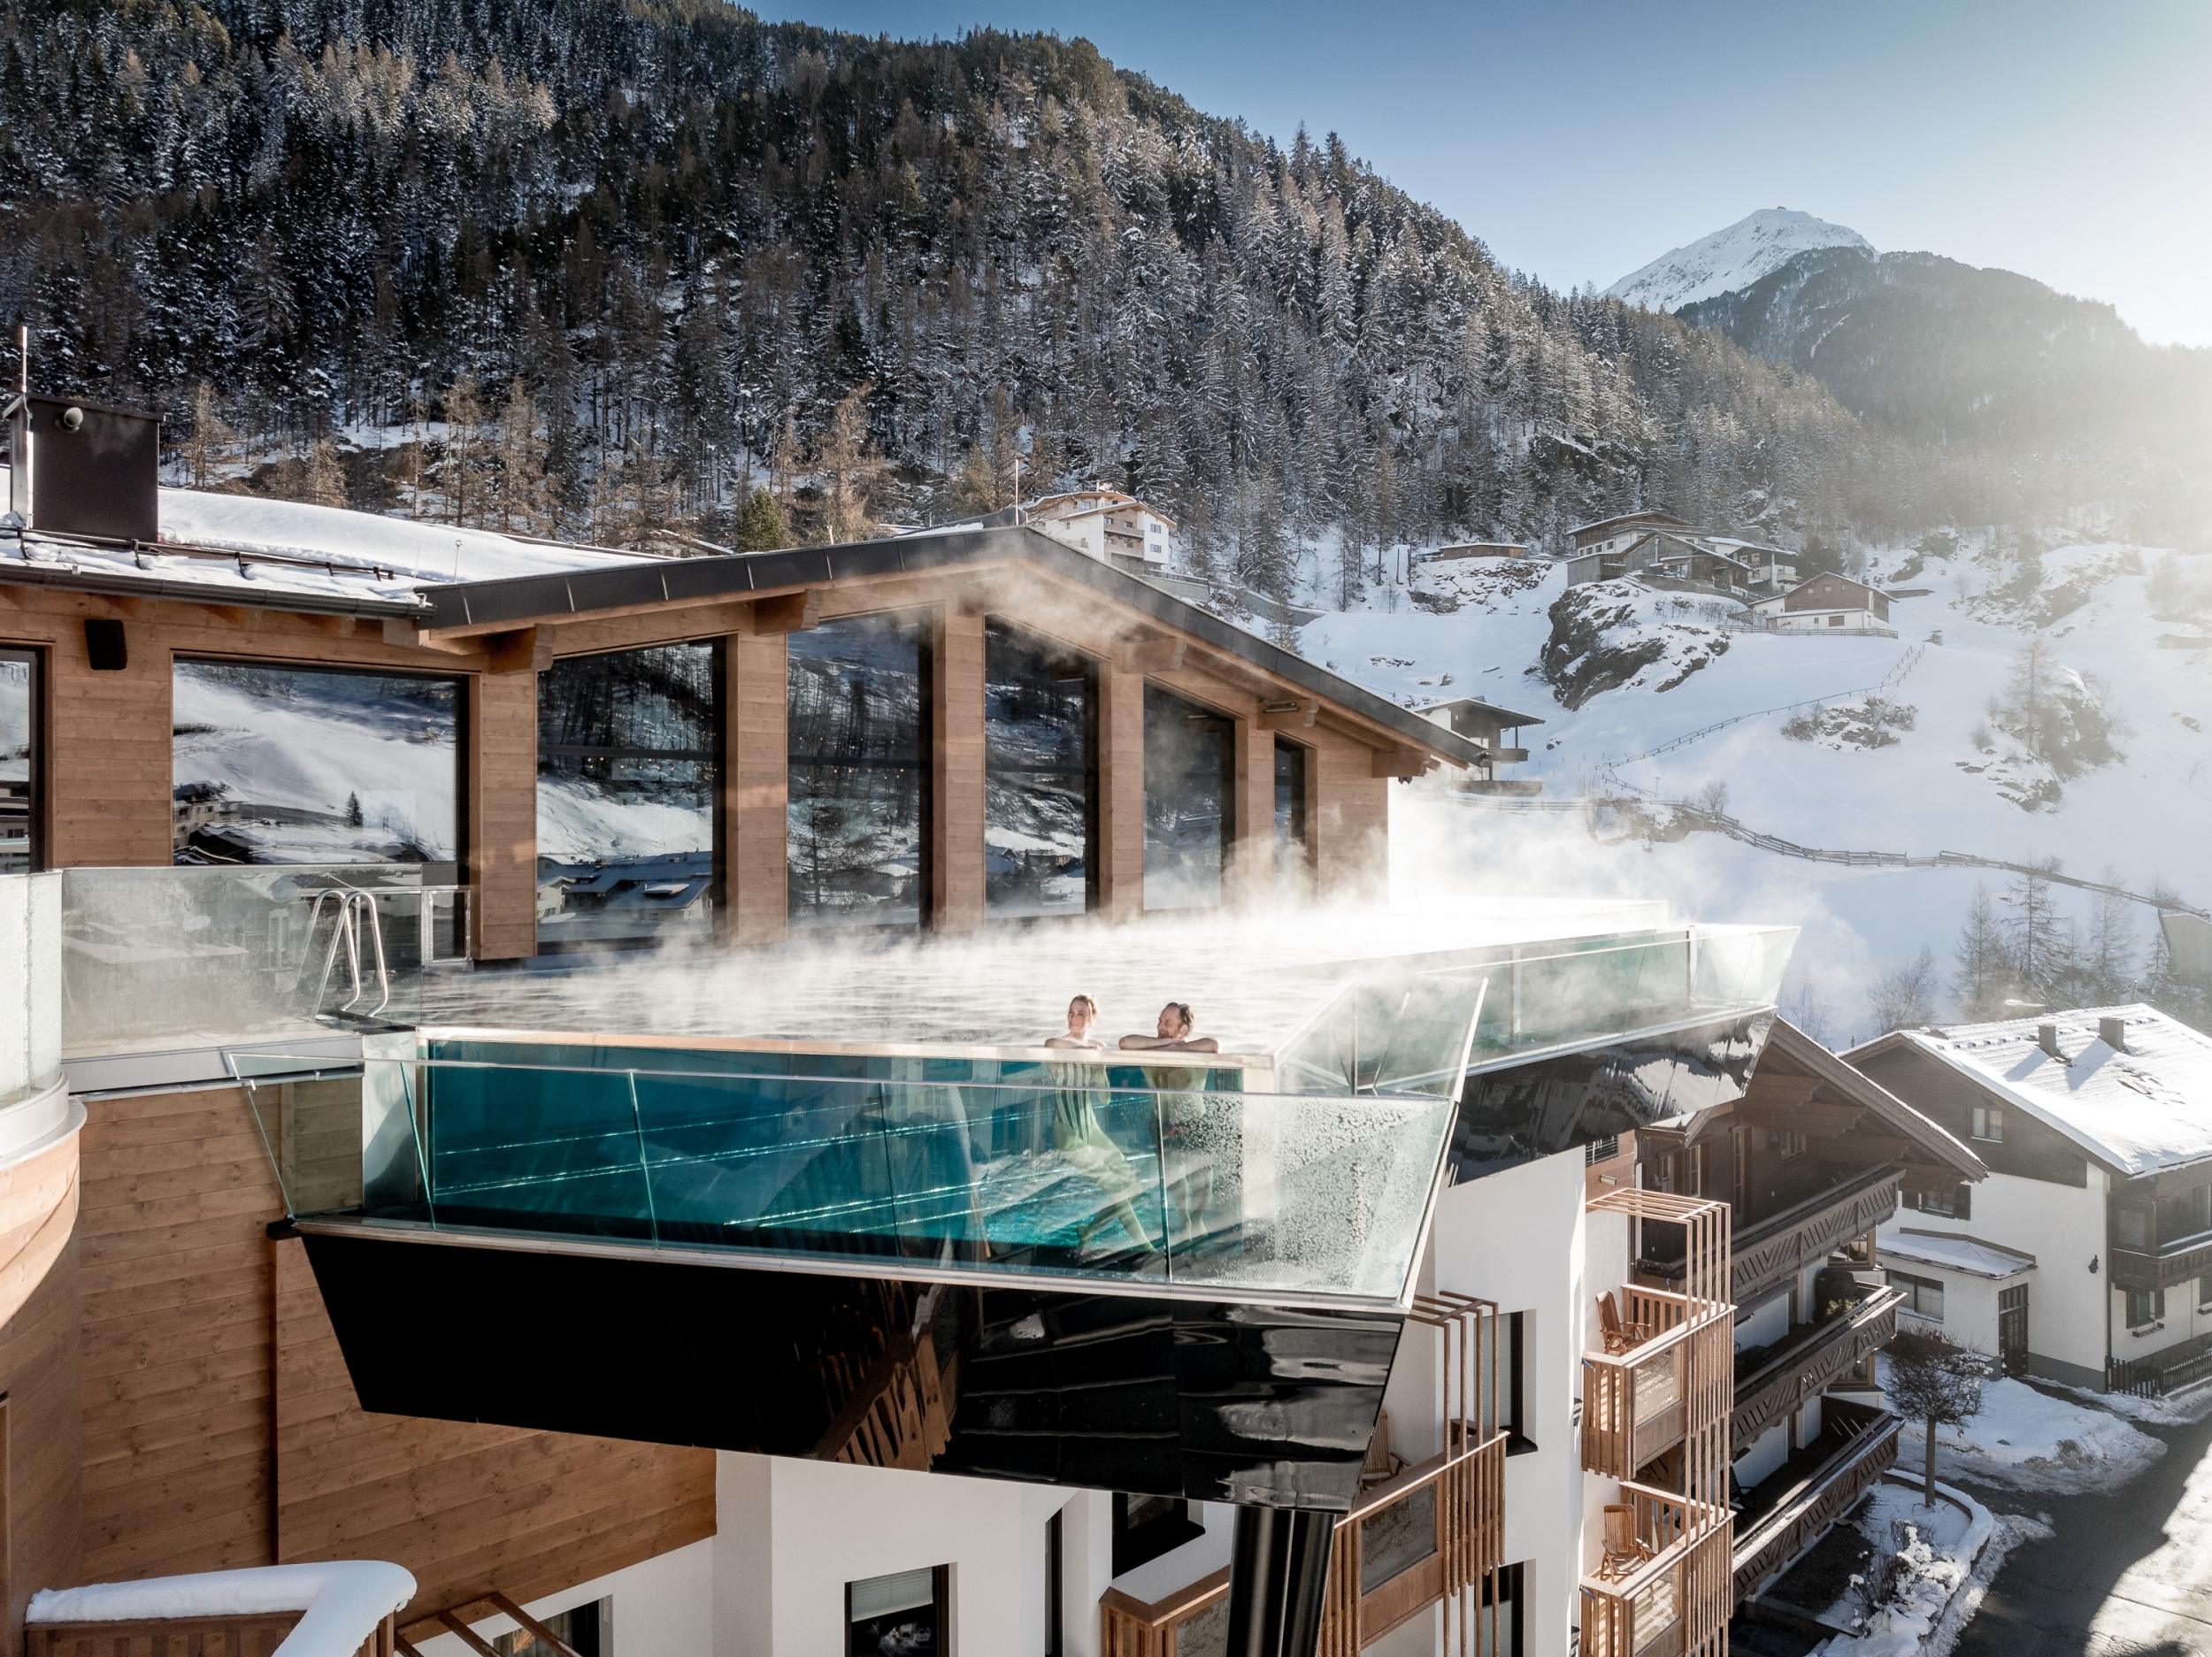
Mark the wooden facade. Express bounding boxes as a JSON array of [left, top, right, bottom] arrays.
[[0, 1079, 715, 1655], [0, 527, 1468, 955]]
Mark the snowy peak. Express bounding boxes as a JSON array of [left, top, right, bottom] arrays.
[[1607, 209, 1873, 312]]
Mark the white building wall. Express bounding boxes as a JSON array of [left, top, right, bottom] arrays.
[[1430, 1147, 1594, 1657], [411, 1538, 717, 1657], [1881, 1167, 2108, 1385]]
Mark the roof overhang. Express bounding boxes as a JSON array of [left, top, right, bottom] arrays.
[[421, 524, 1482, 766]]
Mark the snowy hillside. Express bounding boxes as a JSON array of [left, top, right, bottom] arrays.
[[1300, 544, 2212, 1043], [1607, 209, 1873, 312]]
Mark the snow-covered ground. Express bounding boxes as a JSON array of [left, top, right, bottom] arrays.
[[1807, 1474, 2048, 1657], [1883, 1368, 2167, 1493], [1311, 539, 2212, 1040]]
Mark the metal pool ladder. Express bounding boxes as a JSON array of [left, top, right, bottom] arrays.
[[302, 888, 390, 1018]]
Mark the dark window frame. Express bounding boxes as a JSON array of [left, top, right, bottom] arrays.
[[1887, 1270, 1945, 1321], [1141, 683, 1236, 914], [1044, 1507, 1064, 1657], [787, 610, 935, 933], [1110, 1492, 1205, 1577], [2125, 1286, 2166, 1330], [536, 637, 726, 954], [1272, 736, 1310, 870], [0, 645, 42, 873], [846, 1563, 949, 1657], [172, 653, 469, 876], [983, 618, 1099, 921]]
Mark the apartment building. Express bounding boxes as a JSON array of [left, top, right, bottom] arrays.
[[0, 390, 1888, 1657], [1850, 1006, 2212, 1396], [1020, 491, 1175, 574]]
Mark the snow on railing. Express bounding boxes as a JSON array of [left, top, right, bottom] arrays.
[[28, 1562, 416, 1657]]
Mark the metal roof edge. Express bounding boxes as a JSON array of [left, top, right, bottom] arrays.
[[425, 525, 1486, 764], [0, 556, 427, 619]]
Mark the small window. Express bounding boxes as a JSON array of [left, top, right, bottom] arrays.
[[1970, 1107, 2003, 1143], [1112, 1492, 1204, 1576], [494, 1600, 603, 1657], [1775, 1130, 1808, 1163], [849, 1566, 948, 1657], [1887, 1270, 1945, 1321], [2199, 1274, 2212, 1315], [2116, 1207, 2151, 1250], [1908, 1184, 1971, 1221], [1584, 1135, 1621, 1168], [1828, 613, 1844, 626], [2125, 1288, 2166, 1330]]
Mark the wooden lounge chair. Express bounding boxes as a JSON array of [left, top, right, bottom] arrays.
[[1597, 1292, 1653, 1354], [1598, 1504, 1655, 1579]]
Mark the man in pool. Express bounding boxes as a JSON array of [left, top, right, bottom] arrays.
[[1118, 1001, 1219, 1053], [1119, 1004, 1219, 1239]]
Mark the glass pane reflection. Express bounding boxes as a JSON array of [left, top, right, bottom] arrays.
[[1144, 687, 1232, 910], [788, 614, 929, 928], [986, 622, 1094, 918], [0, 650, 33, 872], [173, 661, 460, 866], [538, 641, 719, 951]]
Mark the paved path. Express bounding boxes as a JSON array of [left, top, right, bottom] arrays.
[[1952, 1407, 2212, 1657]]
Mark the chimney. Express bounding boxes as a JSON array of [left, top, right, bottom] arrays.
[[2038, 1022, 2063, 1062], [2100, 1016, 2130, 1054]]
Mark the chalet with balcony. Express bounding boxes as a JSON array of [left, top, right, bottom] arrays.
[[1419, 696, 1548, 796], [1849, 1005, 2212, 1398], [1569, 511, 1691, 558], [1565, 530, 1754, 601], [1585, 1019, 1985, 1613], [1746, 573, 1894, 636], [1022, 488, 1175, 572]]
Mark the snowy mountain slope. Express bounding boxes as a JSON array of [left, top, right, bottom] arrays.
[[1607, 208, 1873, 312], [1302, 547, 2212, 1041]]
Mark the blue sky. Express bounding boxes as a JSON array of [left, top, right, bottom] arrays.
[[751, 0, 2212, 347]]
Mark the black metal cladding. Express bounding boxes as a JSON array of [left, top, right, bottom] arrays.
[[300, 1231, 1402, 1513], [17, 395, 160, 543], [1447, 1011, 1774, 1185]]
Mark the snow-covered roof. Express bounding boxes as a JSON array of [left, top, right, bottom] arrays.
[[1025, 490, 1178, 531], [1853, 1006, 2212, 1178], [1422, 695, 1548, 730], [1883, 1228, 2037, 1280], [1567, 510, 1687, 541], [0, 482, 658, 618]]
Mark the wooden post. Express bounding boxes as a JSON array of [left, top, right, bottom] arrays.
[[725, 619, 788, 946], [1228, 717, 1273, 907], [469, 671, 537, 961], [932, 606, 986, 932], [1094, 659, 1147, 921]]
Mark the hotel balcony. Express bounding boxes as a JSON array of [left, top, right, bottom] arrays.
[[1101, 1419, 1508, 1657], [1731, 1397, 1901, 1601], [1635, 1163, 1902, 1308], [1579, 1484, 1733, 1657], [1731, 1281, 1904, 1456], [1581, 1285, 1734, 1481]]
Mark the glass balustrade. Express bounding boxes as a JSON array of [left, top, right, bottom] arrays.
[[61, 864, 465, 1057]]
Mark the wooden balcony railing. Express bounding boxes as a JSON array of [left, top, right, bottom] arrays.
[[1583, 1286, 1732, 1480], [1728, 1166, 1901, 1307], [1317, 1422, 1508, 1656], [1731, 1400, 1901, 1601], [1580, 1484, 1732, 1657], [1731, 1285, 1903, 1456], [1100, 1566, 1231, 1657]]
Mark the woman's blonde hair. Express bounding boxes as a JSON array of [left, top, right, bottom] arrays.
[[1069, 993, 1099, 1018]]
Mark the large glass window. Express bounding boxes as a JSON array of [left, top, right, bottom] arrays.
[[788, 614, 929, 928], [1273, 737, 1307, 895], [1144, 687, 1233, 910], [173, 661, 459, 866], [985, 621, 1094, 918], [538, 641, 719, 950], [0, 648, 34, 872]]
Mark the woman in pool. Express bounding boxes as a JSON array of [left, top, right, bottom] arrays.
[[1041, 993, 1155, 1252]]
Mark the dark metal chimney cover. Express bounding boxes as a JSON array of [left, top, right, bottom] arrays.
[[15, 394, 161, 544]]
